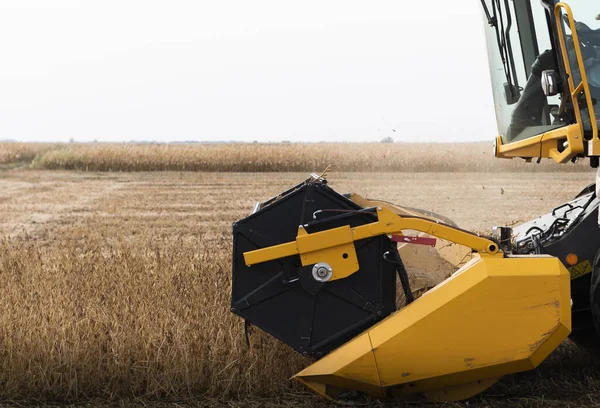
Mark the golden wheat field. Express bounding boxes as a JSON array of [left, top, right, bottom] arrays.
[[0, 141, 593, 173], [0, 143, 600, 407]]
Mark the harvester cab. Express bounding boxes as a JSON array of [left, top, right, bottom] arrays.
[[486, 0, 599, 163], [231, 1, 600, 402]]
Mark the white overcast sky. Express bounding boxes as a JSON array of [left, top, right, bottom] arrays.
[[0, 1, 497, 143]]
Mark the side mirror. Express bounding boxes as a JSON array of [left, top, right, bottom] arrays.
[[504, 82, 521, 105], [541, 70, 560, 96]]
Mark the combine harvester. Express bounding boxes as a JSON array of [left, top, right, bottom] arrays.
[[231, 1, 600, 401]]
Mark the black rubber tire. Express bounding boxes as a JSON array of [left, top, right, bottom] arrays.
[[571, 249, 600, 349], [569, 329, 599, 349], [588, 249, 600, 344]]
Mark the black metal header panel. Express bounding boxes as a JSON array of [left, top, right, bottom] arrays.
[[231, 180, 396, 357]]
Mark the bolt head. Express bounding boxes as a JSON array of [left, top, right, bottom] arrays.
[[312, 262, 333, 282]]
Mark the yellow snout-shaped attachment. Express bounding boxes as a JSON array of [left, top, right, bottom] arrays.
[[294, 255, 571, 401]]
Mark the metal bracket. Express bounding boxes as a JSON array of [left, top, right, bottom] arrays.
[[243, 207, 502, 282]]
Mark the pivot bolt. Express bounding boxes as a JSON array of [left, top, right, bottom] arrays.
[[312, 262, 333, 282]]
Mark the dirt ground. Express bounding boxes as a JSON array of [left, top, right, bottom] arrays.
[[1, 169, 600, 407], [0, 170, 595, 239]]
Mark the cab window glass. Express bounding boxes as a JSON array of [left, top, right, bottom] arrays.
[[484, 1, 567, 143]]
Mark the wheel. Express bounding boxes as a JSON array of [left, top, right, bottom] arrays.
[[569, 328, 598, 349], [588, 249, 600, 344]]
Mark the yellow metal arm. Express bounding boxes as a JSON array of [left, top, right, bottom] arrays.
[[243, 207, 501, 281]]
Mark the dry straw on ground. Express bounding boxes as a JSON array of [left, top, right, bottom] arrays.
[[0, 171, 316, 402], [0, 169, 599, 407], [0, 236, 307, 401], [0, 141, 592, 172]]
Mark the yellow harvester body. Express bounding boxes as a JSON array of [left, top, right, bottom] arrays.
[[295, 255, 570, 401], [241, 204, 571, 400]]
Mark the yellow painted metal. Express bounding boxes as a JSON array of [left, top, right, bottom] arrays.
[[243, 241, 297, 267], [589, 139, 600, 156], [356, 208, 500, 256], [495, 123, 584, 163], [555, 3, 598, 143], [295, 332, 386, 399], [294, 255, 571, 401], [348, 193, 472, 288], [244, 225, 360, 280], [297, 225, 359, 280], [296, 225, 352, 253], [243, 207, 501, 281]]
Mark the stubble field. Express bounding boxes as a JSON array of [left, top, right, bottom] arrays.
[[1, 143, 600, 407]]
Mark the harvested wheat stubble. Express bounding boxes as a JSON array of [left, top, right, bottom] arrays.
[[0, 141, 593, 172], [0, 171, 598, 407], [0, 236, 307, 400]]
